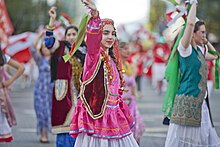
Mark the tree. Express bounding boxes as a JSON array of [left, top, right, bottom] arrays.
[[4, 0, 83, 34], [197, 0, 220, 41], [148, 0, 166, 33], [5, 0, 50, 34]]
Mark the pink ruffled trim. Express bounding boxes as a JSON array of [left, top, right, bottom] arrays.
[[70, 99, 134, 139]]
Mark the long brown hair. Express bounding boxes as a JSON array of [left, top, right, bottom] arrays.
[[109, 46, 124, 88], [194, 20, 205, 33], [101, 19, 124, 88]]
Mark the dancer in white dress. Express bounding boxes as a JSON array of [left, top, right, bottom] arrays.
[[164, 0, 220, 146]]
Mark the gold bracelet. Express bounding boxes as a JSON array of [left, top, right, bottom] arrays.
[[46, 25, 55, 31]]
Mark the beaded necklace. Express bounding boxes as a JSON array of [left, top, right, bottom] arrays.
[[100, 49, 113, 82]]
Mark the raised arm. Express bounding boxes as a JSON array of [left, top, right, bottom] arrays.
[[31, 30, 45, 63], [81, 0, 103, 80], [33, 30, 45, 48], [81, 0, 98, 17], [180, 1, 197, 49], [48, 7, 56, 28], [44, 7, 60, 52], [82, 0, 102, 59], [81, 0, 101, 55]]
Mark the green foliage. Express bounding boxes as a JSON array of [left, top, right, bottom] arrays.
[[197, 0, 220, 40], [5, 0, 50, 34], [4, 0, 77, 34], [148, 0, 166, 32]]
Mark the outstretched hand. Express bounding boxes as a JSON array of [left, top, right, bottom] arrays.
[[48, 7, 57, 20], [81, 0, 98, 17], [48, 7, 57, 27]]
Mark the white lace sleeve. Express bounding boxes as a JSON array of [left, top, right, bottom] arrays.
[[177, 41, 192, 57]]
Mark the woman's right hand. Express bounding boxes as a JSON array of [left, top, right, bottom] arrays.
[[49, 7, 57, 20], [81, 0, 98, 17], [48, 7, 56, 26]]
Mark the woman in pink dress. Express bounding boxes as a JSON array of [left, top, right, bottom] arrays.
[[70, 0, 139, 146]]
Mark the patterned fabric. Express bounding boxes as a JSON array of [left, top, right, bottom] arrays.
[[166, 101, 220, 147], [171, 47, 207, 126], [54, 79, 68, 101], [31, 47, 54, 135], [69, 56, 84, 92]]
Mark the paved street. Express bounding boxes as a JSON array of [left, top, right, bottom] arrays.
[[0, 77, 220, 147]]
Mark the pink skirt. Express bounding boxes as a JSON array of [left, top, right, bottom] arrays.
[[70, 98, 135, 140]]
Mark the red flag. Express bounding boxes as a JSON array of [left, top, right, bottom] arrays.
[[59, 12, 74, 27], [2, 32, 37, 63], [0, 0, 14, 43]]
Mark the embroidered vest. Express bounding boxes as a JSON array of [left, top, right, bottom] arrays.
[[171, 47, 207, 126], [80, 56, 110, 119]]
